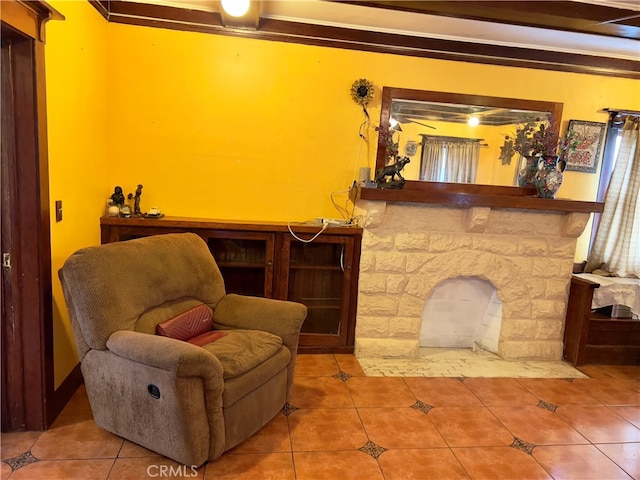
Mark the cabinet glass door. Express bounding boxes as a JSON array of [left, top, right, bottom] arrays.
[[207, 232, 274, 297], [282, 236, 354, 345]]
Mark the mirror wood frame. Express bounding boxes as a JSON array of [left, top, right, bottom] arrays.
[[375, 87, 564, 195]]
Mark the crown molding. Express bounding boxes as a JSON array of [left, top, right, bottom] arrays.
[[90, 1, 639, 79], [2, 0, 64, 42]]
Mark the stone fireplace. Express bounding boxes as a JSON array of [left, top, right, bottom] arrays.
[[354, 199, 592, 361]]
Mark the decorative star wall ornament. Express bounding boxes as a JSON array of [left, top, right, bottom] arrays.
[[350, 78, 374, 107], [351, 79, 375, 139], [500, 139, 515, 165]]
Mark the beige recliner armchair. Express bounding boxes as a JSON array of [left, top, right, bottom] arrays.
[[59, 233, 306, 467]]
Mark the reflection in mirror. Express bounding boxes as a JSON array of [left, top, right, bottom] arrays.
[[376, 88, 564, 186]]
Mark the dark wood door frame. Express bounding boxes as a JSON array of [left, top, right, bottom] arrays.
[[1, 0, 63, 431]]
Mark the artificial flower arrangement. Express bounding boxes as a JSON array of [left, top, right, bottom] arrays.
[[499, 117, 579, 166], [374, 124, 399, 161]]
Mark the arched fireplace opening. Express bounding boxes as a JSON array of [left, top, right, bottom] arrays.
[[420, 277, 502, 354]]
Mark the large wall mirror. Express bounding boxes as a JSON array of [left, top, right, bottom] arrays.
[[376, 87, 564, 187]]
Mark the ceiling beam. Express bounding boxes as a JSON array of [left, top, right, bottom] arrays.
[[87, 1, 640, 79], [337, 1, 640, 40]]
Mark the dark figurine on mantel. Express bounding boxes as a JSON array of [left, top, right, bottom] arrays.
[[110, 186, 125, 206], [128, 184, 143, 216], [375, 157, 410, 189]]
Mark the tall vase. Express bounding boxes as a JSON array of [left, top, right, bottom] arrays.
[[517, 156, 538, 187], [534, 155, 566, 198]]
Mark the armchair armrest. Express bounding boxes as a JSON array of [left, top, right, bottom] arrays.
[[107, 330, 224, 384], [97, 331, 225, 465], [213, 294, 307, 351]]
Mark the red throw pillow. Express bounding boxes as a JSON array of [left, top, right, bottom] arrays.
[[156, 304, 213, 341]]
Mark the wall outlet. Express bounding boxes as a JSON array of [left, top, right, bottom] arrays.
[[55, 200, 63, 222]]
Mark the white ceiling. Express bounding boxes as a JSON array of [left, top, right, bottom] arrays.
[[124, 0, 640, 60]]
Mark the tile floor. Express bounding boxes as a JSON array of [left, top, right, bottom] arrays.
[[1, 355, 639, 480]]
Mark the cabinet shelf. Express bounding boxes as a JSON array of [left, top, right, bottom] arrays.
[[289, 264, 344, 271], [590, 312, 638, 323], [217, 263, 268, 269], [302, 332, 342, 336]]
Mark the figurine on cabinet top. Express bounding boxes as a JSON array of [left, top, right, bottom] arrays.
[[110, 186, 125, 206], [128, 184, 143, 216]]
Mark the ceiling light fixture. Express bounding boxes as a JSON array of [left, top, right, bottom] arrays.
[[221, 0, 250, 17]]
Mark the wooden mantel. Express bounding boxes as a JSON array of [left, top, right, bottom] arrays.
[[350, 181, 604, 214]]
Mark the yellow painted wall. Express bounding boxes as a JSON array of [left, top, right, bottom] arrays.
[[105, 25, 371, 221], [107, 24, 639, 223], [46, 0, 109, 388], [45, 7, 639, 386]]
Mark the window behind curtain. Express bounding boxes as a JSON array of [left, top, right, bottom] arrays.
[[589, 112, 635, 250], [419, 136, 480, 183]]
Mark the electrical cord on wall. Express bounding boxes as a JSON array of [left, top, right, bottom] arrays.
[[287, 221, 329, 243], [351, 123, 369, 185], [288, 113, 370, 242], [331, 189, 352, 220], [329, 118, 371, 223]]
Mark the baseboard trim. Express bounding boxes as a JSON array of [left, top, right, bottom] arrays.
[[48, 363, 83, 426]]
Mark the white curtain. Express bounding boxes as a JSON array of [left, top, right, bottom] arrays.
[[420, 139, 479, 183], [447, 142, 478, 183], [420, 140, 446, 181], [586, 118, 640, 278]]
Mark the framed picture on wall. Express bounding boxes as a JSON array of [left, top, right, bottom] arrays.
[[564, 120, 607, 173]]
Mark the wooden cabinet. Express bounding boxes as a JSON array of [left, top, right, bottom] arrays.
[[279, 235, 357, 352], [563, 275, 640, 366], [100, 216, 362, 353], [206, 232, 275, 298]]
